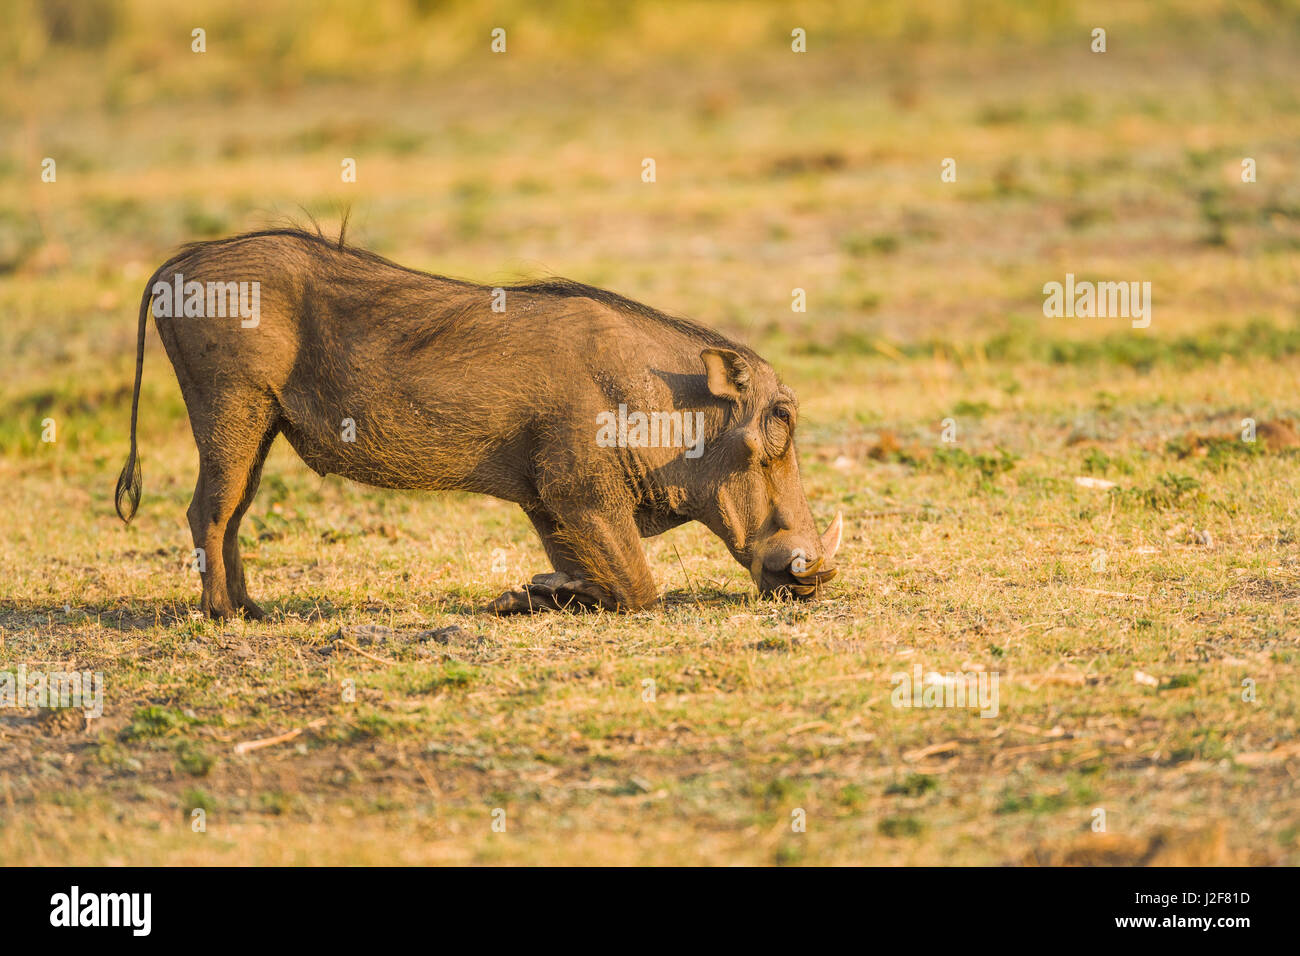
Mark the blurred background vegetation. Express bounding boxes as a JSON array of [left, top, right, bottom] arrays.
[[1, 0, 1298, 450], [8, 0, 1294, 89]]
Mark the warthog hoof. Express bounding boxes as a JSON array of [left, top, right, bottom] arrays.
[[486, 572, 610, 614]]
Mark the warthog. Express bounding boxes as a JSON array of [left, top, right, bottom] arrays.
[[115, 228, 841, 618]]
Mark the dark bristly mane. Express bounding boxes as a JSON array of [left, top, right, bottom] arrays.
[[167, 228, 744, 352]]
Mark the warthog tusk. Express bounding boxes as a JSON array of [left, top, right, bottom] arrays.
[[790, 555, 837, 586], [820, 511, 843, 563]]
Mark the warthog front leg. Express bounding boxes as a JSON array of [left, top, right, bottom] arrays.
[[487, 505, 658, 614]]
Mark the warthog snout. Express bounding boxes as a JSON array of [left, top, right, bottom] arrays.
[[752, 512, 843, 598]]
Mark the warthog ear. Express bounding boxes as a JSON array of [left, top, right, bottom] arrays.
[[701, 348, 751, 401]]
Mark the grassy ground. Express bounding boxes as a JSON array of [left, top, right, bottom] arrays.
[[1, 1, 1298, 864]]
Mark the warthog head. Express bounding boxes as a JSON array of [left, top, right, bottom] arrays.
[[692, 347, 842, 598]]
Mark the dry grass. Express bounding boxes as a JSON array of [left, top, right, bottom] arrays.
[[1, 0, 1298, 865]]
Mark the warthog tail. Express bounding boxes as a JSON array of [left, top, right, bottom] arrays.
[[115, 279, 152, 523]]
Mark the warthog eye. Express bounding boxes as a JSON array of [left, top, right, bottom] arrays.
[[763, 403, 795, 458]]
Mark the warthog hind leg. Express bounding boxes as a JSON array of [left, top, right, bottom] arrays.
[[187, 395, 279, 620], [222, 423, 279, 618]]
